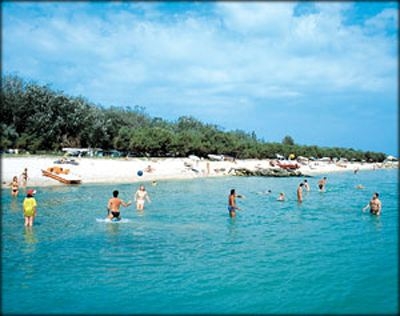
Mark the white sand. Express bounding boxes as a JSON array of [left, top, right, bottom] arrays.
[[1, 155, 392, 189]]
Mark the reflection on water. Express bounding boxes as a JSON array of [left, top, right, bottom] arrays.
[[226, 216, 238, 239], [23, 227, 38, 254], [106, 222, 120, 235], [10, 197, 19, 213], [23, 227, 37, 244]]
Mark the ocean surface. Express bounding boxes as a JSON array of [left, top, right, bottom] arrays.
[[2, 169, 398, 314]]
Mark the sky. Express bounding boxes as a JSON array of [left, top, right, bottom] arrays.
[[2, 1, 398, 155]]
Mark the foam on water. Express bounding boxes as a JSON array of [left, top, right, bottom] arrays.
[[96, 218, 131, 223], [2, 169, 398, 314]]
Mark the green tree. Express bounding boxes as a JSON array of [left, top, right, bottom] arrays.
[[282, 135, 295, 146]]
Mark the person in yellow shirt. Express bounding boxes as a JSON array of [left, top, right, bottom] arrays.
[[23, 189, 37, 227]]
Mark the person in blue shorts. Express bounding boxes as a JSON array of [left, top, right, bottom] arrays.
[[228, 189, 240, 217]]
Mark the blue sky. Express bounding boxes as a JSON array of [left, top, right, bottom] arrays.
[[2, 1, 398, 155]]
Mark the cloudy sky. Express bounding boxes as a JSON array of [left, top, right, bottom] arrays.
[[2, 1, 398, 155]]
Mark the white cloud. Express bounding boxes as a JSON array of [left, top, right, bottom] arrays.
[[4, 2, 396, 99], [2, 2, 398, 153], [216, 2, 296, 36], [365, 8, 398, 33]]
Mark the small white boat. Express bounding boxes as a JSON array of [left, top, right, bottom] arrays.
[[207, 154, 224, 161]]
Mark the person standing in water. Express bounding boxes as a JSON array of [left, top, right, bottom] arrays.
[[23, 189, 37, 226], [318, 177, 327, 191], [363, 192, 382, 216], [297, 183, 304, 203], [134, 185, 151, 211], [303, 179, 310, 192], [10, 176, 19, 197], [21, 168, 28, 187], [228, 189, 240, 217], [107, 190, 131, 220]]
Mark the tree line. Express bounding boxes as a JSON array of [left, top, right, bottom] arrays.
[[0, 75, 387, 162]]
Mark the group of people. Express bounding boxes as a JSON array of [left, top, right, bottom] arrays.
[[296, 178, 323, 203], [9, 168, 28, 197], [13, 179, 151, 226], [11, 167, 382, 226], [106, 185, 151, 221], [8, 168, 37, 227], [228, 175, 382, 217]]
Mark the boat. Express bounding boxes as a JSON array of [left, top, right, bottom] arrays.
[[207, 154, 224, 161], [188, 154, 200, 161], [42, 166, 82, 184], [277, 160, 300, 170], [53, 158, 79, 165]]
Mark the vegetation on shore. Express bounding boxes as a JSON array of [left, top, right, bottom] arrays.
[[1, 75, 387, 161]]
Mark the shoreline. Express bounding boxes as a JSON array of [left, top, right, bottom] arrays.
[[1, 155, 397, 189]]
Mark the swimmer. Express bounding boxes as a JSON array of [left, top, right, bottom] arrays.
[[10, 176, 19, 197], [362, 192, 382, 216], [277, 192, 285, 201], [303, 179, 310, 191], [355, 184, 365, 189], [228, 189, 240, 217], [297, 183, 304, 203], [21, 168, 28, 187], [107, 190, 131, 220], [318, 177, 327, 191], [134, 185, 151, 211], [257, 190, 271, 196]]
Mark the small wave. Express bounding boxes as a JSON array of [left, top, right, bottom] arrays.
[[95, 218, 131, 223]]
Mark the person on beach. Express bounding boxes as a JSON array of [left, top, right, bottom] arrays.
[[228, 189, 240, 217], [107, 190, 131, 220], [21, 168, 28, 187], [303, 179, 310, 191], [277, 192, 285, 201], [297, 183, 304, 203], [134, 185, 151, 211], [362, 192, 382, 215], [23, 189, 37, 226], [10, 176, 19, 197], [318, 177, 327, 191]]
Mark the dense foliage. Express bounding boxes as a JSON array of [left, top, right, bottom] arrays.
[[1, 75, 387, 161]]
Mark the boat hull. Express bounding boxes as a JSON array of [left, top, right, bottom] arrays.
[[41, 169, 82, 184]]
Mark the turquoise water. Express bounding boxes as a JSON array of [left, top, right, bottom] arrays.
[[2, 169, 398, 314]]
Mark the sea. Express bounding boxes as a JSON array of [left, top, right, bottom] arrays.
[[1, 168, 398, 314]]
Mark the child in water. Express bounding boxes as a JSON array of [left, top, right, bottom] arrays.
[[23, 189, 37, 226]]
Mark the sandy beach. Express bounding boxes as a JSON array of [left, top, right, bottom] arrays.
[[1, 155, 396, 189]]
